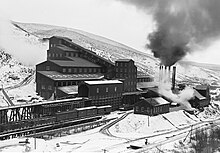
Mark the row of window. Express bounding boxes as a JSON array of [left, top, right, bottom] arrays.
[[124, 81, 137, 86], [41, 85, 52, 90], [136, 105, 168, 114], [115, 68, 136, 73], [115, 62, 132, 67], [115, 73, 137, 79], [56, 81, 78, 87], [50, 44, 56, 48], [137, 77, 153, 82], [90, 94, 122, 100], [65, 52, 78, 57], [62, 67, 101, 73], [48, 53, 63, 58], [96, 87, 118, 94]]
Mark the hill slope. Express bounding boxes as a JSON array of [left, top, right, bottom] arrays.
[[1, 21, 220, 102]]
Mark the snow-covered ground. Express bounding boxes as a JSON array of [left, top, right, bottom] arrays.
[[1, 21, 220, 152]]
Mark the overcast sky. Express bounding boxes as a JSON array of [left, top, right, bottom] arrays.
[[0, 0, 220, 65]]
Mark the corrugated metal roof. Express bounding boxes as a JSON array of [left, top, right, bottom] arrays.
[[85, 80, 122, 85], [50, 58, 101, 67], [38, 71, 104, 81], [58, 85, 78, 95]]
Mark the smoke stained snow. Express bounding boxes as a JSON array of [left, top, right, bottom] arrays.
[[118, 0, 220, 66]]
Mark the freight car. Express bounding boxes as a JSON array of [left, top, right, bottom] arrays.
[[55, 106, 111, 122], [0, 105, 112, 133]]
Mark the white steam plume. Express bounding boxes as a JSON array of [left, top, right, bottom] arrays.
[[159, 81, 195, 110]]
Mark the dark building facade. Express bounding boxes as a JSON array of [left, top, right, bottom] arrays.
[[36, 36, 116, 100], [36, 36, 149, 110], [189, 88, 210, 108], [115, 59, 137, 92], [78, 80, 123, 110], [134, 97, 170, 116]]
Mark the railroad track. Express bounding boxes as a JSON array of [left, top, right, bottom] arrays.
[[99, 111, 132, 138], [0, 116, 103, 140], [5, 74, 34, 90]]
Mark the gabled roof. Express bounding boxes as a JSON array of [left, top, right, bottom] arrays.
[[84, 80, 122, 85], [142, 97, 170, 106], [50, 58, 101, 68], [58, 85, 78, 95], [37, 71, 104, 81]]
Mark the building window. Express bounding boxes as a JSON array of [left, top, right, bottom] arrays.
[[41, 85, 45, 89], [79, 68, 82, 73], [63, 68, 66, 73], [89, 68, 92, 73], [106, 87, 108, 93], [66, 52, 69, 56], [97, 88, 99, 93], [93, 68, 96, 73], [141, 107, 144, 112], [68, 68, 71, 73], [48, 53, 51, 57], [84, 68, 87, 73], [48, 85, 52, 90], [46, 66, 50, 71], [73, 68, 77, 73]]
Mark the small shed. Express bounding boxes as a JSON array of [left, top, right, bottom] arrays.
[[189, 89, 210, 108], [134, 97, 170, 116]]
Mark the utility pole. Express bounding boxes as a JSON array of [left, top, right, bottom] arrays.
[[148, 115, 150, 127]]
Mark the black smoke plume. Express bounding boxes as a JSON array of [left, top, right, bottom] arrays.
[[118, 0, 220, 66]]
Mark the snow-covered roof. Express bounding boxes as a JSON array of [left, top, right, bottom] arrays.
[[84, 80, 122, 85], [116, 59, 133, 62], [58, 85, 78, 95], [137, 82, 158, 89], [195, 85, 208, 90], [97, 105, 112, 109], [38, 71, 104, 81], [143, 97, 170, 106], [76, 106, 97, 111]]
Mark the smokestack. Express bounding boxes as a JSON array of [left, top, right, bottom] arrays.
[[168, 66, 171, 84], [172, 66, 176, 90]]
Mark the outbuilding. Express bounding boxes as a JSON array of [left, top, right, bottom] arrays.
[[134, 97, 170, 116]]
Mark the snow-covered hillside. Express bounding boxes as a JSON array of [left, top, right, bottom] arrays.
[[13, 21, 220, 84], [1, 21, 220, 107]]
